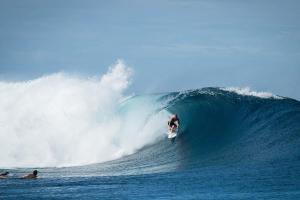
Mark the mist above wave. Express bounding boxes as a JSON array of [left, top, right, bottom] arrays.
[[0, 60, 166, 168]]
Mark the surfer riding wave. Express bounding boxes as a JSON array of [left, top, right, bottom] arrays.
[[168, 114, 180, 133]]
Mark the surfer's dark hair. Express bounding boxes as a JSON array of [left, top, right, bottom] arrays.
[[33, 170, 38, 176]]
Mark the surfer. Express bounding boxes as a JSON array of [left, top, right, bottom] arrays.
[[0, 171, 9, 179], [21, 170, 38, 179], [168, 114, 180, 133]]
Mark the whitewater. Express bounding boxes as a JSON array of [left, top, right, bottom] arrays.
[[1, 61, 300, 199], [0, 60, 167, 168]]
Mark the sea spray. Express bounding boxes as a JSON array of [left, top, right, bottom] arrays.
[[0, 60, 167, 168]]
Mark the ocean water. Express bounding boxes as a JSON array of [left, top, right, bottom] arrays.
[[1, 65, 300, 199]]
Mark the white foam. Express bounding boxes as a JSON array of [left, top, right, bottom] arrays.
[[0, 60, 167, 168], [222, 87, 282, 99]]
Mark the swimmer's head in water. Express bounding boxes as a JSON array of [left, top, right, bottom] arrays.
[[33, 170, 38, 176]]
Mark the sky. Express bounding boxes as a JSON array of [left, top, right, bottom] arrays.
[[0, 0, 300, 99]]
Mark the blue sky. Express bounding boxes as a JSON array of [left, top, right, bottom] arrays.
[[0, 0, 300, 99]]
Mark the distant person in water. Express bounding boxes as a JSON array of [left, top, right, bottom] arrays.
[[21, 170, 38, 179], [0, 171, 9, 179], [168, 114, 180, 132]]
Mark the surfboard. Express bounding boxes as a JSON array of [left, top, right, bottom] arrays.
[[168, 127, 178, 139], [168, 131, 177, 139]]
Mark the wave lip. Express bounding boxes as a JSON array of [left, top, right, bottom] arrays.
[[221, 87, 282, 99]]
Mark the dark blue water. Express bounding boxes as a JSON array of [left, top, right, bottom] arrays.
[[1, 88, 300, 199]]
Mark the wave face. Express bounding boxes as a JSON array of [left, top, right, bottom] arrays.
[[78, 87, 298, 177], [161, 88, 300, 168]]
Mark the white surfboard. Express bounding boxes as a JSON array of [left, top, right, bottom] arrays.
[[168, 131, 177, 139], [168, 126, 178, 139]]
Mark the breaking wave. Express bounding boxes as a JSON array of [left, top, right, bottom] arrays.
[[0, 60, 168, 168], [1, 62, 299, 174]]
